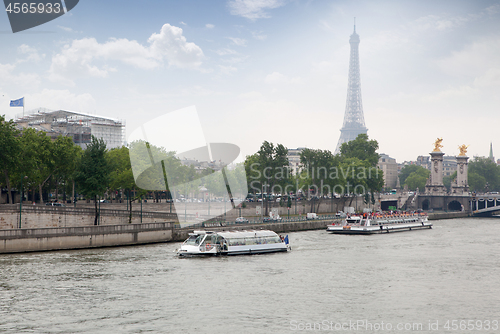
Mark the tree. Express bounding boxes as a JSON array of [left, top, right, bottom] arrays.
[[399, 165, 423, 186], [76, 136, 110, 225], [244, 153, 261, 194], [468, 157, 500, 192], [52, 135, 81, 203], [339, 134, 379, 166], [299, 148, 341, 212], [107, 146, 137, 221], [0, 115, 20, 204], [401, 166, 429, 191], [17, 128, 54, 204], [339, 134, 384, 205], [253, 141, 289, 216]]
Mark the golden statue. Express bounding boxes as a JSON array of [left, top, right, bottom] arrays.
[[458, 144, 469, 156], [433, 138, 443, 152]]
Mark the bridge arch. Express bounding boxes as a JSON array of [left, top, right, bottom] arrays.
[[422, 199, 430, 211], [447, 200, 462, 211]]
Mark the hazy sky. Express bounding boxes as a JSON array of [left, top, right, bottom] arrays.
[[1, 0, 499, 162]]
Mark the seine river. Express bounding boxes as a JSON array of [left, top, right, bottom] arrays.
[[1, 217, 500, 334]]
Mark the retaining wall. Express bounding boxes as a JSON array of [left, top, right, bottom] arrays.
[[0, 205, 176, 229], [0, 222, 174, 254]]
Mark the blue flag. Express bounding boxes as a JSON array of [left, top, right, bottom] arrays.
[[284, 235, 289, 245], [10, 97, 23, 107]]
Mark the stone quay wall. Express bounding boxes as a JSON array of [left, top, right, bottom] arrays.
[[0, 222, 174, 254], [0, 205, 176, 230]]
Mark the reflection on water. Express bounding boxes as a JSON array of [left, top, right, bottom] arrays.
[[1, 218, 500, 333]]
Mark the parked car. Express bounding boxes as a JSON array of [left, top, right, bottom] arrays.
[[235, 217, 249, 224], [306, 213, 318, 220], [46, 202, 64, 207]]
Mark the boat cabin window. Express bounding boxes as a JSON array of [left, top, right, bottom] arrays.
[[184, 235, 205, 246], [201, 234, 218, 245], [226, 236, 281, 246]]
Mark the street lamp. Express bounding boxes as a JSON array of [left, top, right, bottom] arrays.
[[19, 175, 27, 229]]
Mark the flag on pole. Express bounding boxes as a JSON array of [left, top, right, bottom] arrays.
[[10, 97, 24, 107]]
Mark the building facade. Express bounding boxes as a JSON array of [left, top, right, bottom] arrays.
[[14, 109, 125, 149], [377, 153, 398, 189]]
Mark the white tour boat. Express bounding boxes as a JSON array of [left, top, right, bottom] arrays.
[[177, 230, 290, 256], [326, 213, 432, 235]]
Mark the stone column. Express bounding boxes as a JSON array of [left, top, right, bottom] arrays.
[[425, 151, 446, 195], [451, 155, 469, 194]]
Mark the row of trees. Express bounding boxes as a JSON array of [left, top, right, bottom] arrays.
[[399, 157, 500, 193], [2, 115, 249, 223], [1, 116, 80, 205], [244, 134, 385, 214]]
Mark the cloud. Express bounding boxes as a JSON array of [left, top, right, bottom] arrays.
[[227, 37, 247, 46], [17, 44, 44, 62], [206, 24, 215, 29], [57, 25, 79, 33], [0, 62, 41, 88], [27, 89, 96, 112], [251, 31, 267, 40], [49, 24, 204, 85], [214, 48, 239, 56], [227, 0, 286, 20], [148, 23, 204, 68], [436, 36, 500, 79], [219, 65, 238, 75]]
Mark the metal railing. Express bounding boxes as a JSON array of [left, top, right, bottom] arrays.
[[0, 204, 177, 219]]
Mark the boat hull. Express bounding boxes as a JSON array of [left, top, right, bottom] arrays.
[[178, 245, 289, 256], [327, 221, 432, 235]]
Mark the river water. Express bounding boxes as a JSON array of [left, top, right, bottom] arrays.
[[1, 217, 500, 334]]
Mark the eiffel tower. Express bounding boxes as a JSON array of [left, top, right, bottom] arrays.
[[335, 21, 368, 154]]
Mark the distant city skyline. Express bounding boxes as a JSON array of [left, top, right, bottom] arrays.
[[1, 0, 499, 162]]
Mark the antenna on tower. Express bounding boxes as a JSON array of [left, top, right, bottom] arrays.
[[354, 17, 356, 32]]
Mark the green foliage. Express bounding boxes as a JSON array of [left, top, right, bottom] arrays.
[[244, 141, 289, 194], [399, 165, 424, 186], [76, 136, 110, 200], [107, 146, 135, 192], [405, 172, 429, 191], [339, 134, 384, 199], [17, 128, 55, 202], [53, 135, 82, 185], [399, 165, 429, 191], [0, 115, 20, 203], [468, 157, 500, 192], [339, 134, 380, 167], [468, 172, 486, 192], [244, 153, 261, 193], [299, 148, 342, 196]]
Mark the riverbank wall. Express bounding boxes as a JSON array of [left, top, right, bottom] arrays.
[[427, 211, 470, 220], [0, 223, 174, 254], [0, 205, 176, 229]]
